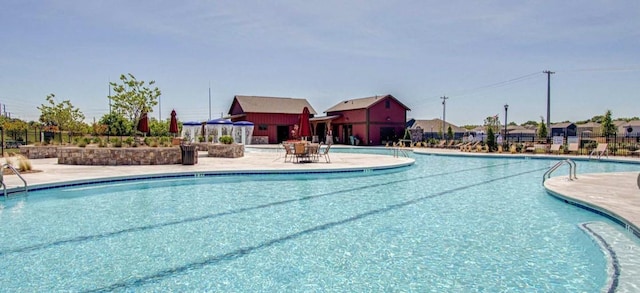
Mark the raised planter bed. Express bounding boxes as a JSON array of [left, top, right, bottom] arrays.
[[208, 144, 244, 158], [19, 145, 59, 159], [57, 146, 181, 165]]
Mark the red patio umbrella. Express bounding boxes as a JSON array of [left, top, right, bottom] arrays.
[[169, 109, 179, 135], [298, 106, 311, 139], [137, 112, 150, 134]]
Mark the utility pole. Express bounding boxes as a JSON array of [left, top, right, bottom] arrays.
[[209, 82, 212, 120], [441, 96, 448, 139], [544, 70, 555, 142]]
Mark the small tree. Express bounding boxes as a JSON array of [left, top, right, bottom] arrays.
[[537, 116, 547, 141], [447, 126, 454, 141], [486, 127, 496, 151], [38, 94, 86, 137], [601, 110, 616, 139], [99, 112, 131, 136], [109, 73, 161, 133], [149, 117, 170, 137], [484, 115, 500, 152]]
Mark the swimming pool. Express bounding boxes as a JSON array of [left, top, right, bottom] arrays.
[[1, 152, 639, 291]]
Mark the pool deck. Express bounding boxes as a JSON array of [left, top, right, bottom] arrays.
[[2, 145, 640, 236]]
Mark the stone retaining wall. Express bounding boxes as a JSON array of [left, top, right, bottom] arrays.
[[208, 144, 244, 158], [19, 145, 59, 159], [252, 136, 269, 144], [57, 147, 182, 165]]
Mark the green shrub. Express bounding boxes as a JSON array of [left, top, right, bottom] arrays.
[[219, 135, 234, 144], [124, 137, 134, 146]]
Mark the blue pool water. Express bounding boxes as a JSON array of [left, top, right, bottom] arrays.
[[1, 152, 639, 292]]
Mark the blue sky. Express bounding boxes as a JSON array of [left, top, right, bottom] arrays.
[[1, 0, 639, 126]]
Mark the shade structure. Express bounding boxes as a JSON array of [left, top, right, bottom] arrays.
[[298, 107, 312, 139], [181, 121, 202, 143], [137, 112, 149, 134], [169, 109, 179, 134], [205, 118, 233, 143], [232, 121, 254, 145]]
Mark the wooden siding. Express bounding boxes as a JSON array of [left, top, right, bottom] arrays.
[[327, 95, 408, 145], [243, 113, 302, 144]]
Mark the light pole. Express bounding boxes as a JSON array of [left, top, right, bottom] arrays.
[[544, 70, 555, 142], [441, 96, 448, 140], [504, 104, 509, 148]]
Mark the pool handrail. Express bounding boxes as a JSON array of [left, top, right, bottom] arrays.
[[2, 163, 28, 197], [543, 159, 577, 184]]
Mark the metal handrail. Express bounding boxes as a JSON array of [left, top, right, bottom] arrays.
[[2, 163, 28, 197], [542, 159, 577, 184], [389, 146, 410, 158]]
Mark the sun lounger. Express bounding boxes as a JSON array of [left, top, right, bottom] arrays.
[[567, 143, 579, 155], [550, 144, 562, 154], [589, 143, 609, 159]]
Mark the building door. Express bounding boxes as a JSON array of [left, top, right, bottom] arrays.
[[380, 127, 395, 145], [277, 125, 289, 143], [342, 125, 352, 145]]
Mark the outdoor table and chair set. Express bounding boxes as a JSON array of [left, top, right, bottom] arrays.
[[282, 141, 331, 163]]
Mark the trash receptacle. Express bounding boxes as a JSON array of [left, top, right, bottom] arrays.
[[180, 145, 198, 165]]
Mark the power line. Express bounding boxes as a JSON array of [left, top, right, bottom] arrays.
[[558, 66, 640, 73], [451, 72, 541, 97], [423, 71, 543, 102]]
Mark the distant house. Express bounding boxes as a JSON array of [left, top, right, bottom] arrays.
[[618, 120, 640, 137], [324, 95, 410, 145], [576, 122, 601, 135], [228, 95, 317, 144], [506, 125, 536, 142], [551, 122, 577, 137], [408, 118, 466, 141]]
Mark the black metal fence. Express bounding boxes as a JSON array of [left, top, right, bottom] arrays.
[[417, 130, 640, 156]]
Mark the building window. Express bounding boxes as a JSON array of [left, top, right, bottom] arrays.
[[259, 124, 268, 131], [385, 100, 391, 108]]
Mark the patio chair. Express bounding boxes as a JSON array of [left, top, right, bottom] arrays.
[[293, 143, 309, 163], [307, 143, 320, 162], [317, 144, 332, 163], [550, 144, 562, 155], [589, 143, 609, 159], [282, 143, 294, 162], [566, 143, 579, 155]]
